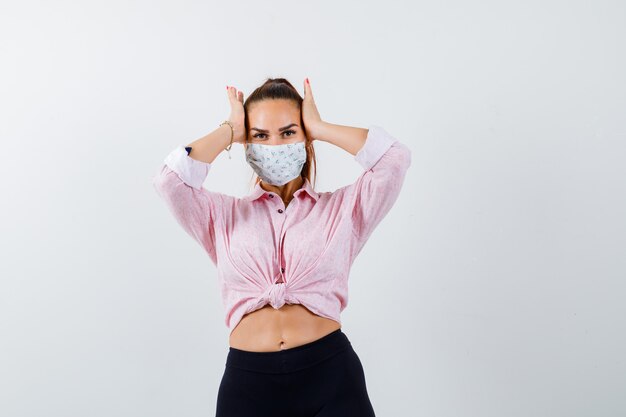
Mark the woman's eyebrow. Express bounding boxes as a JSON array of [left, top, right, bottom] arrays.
[[250, 123, 299, 134]]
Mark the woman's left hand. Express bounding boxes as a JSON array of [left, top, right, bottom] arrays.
[[302, 78, 324, 141]]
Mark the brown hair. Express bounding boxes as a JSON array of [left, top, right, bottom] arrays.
[[243, 77, 318, 190]]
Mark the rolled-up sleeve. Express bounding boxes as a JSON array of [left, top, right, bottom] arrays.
[[152, 145, 225, 265], [345, 125, 412, 260]]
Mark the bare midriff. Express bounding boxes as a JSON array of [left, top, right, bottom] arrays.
[[228, 303, 341, 352]]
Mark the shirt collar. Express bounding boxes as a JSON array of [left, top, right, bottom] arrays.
[[242, 177, 319, 202]]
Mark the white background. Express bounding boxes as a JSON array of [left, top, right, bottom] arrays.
[[1, 0, 625, 416]]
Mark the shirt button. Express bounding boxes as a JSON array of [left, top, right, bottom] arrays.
[[281, 267, 285, 273], [269, 194, 274, 198], [277, 209, 283, 213]]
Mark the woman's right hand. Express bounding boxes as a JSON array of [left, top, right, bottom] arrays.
[[226, 85, 246, 144]]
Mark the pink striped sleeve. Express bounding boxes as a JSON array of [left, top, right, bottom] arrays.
[[345, 125, 412, 260], [152, 145, 225, 265]]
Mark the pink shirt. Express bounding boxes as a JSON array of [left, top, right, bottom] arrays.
[[152, 125, 411, 334]]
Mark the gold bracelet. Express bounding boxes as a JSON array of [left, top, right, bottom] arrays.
[[219, 120, 234, 159]]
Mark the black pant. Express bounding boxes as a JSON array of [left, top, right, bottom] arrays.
[[215, 328, 376, 417]]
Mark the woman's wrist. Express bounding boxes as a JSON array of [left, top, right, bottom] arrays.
[[308, 120, 329, 142], [227, 119, 245, 143], [310, 122, 369, 155]]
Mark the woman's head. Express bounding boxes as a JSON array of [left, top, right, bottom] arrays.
[[243, 78, 317, 188]]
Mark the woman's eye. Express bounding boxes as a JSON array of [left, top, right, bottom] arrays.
[[253, 130, 296, 139]]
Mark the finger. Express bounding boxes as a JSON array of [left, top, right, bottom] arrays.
[[305, 78, 313, 100]]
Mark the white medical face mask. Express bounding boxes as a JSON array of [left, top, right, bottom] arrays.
[[245, 141, 307, 186]]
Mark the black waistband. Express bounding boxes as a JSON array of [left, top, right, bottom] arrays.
[[225, 328, 352, 374]]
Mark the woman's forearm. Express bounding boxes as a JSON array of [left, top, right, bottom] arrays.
[[184, 123, 233, 164], [313, 122, 369, 156]]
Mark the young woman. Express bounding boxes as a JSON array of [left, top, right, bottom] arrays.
[[152, 77, 411, 417]]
